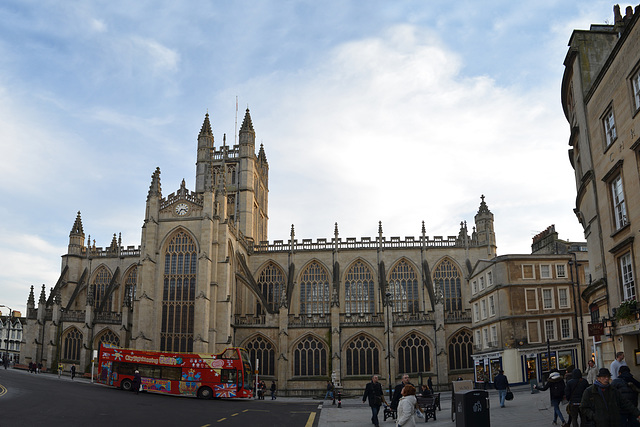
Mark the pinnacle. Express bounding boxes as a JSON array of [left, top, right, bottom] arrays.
[[240, 108, 254, 132], [199, 112, 213, 136]]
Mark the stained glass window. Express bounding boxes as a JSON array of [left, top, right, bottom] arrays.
[[299, 261, 330, 315], [345, 334, 379, 375], [345, 261, 374, 313], [389, 259, 419, 313], [293, 335, 327, 376], [433, 259, 462, 312], [398, 332, 430, 373]]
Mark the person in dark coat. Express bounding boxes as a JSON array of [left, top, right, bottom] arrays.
[[391, 374, 414, 411], [565, 368, 589, 427], [362, 375, 386, 427], [494, 370, 509, 408], [70, 364, 76, 380], [427, 376, 434, 393], [611, 365, 640, 427], [536, 371, 566, 425], [132, 370, 142, 394], [581, 368, 640, 427], [270, 381, 277, 400]]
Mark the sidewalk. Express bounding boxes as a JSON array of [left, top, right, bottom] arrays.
[[317, 385, 561, 427]]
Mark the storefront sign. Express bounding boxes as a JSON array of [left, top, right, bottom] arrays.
[[588, 323, 604, 337]]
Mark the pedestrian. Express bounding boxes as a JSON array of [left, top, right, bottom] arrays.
[[580, 368, 640, 426], [419, 384, 432, 397], [133, 370, 141, 394], [396, 384, 417, 427], [324, 380, 334, 400], [494, 369, 510, 408], [37, 362, 42, 374], [611, 365, 640, 427], [270, 380, 276, 400], [260, 380, 266, 400], [427, 376, 433, 393], [70, 364, 76, 380], [611, 352, 627, 380], [391, 374, 414, 411], [565, 368, 589, 427], [363, 374, 385, 427], [535, 371, 566, 425], [585, 359, 598, 384]]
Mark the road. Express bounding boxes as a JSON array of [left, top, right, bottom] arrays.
[[0, 368, 320, 427]]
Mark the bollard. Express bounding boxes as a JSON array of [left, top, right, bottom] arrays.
[[337, 391, 342, 408], [332, 393, 336, 405]]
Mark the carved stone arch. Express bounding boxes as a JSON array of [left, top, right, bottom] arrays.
[[121, 264, 138, 307], [342, 332, 382, 376], [158, 226, 201, 255], [387, 258, 420, 313], [93, 327, 121, 349], [343, 258, 376, 314], [291, 333, 329, 377], [89, 264, 116, 311], [447, 327, 473, 371], [396, 330, 433, 374], [431, 257, 464, 312], [242, 333, 278, 376], [255, 261, 287, 313], [341, 258, 377, 282], [297, 259, 331, 315], [61, 326, 84, 362]]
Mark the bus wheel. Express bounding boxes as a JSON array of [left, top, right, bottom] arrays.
[[121, 379, 133, 391], [198, 386, 213, 399]]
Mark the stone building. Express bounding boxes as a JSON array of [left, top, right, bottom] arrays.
[[562, 4, 640, 370], [1, 313, 24, 365], [20, 109, 498, 395], [469, 226, 589, 387]]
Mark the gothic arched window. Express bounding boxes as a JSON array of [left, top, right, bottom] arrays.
[[257, 263, 285, 313], [389, 259, 419, 313], [448, 329, 473, 370], [92, 266, 113, 311], [299, 261, 330, 315], [345, 334, 380, 376], [96, 329, 120, 349], [123, 266, 137, 308], [161, 231, 197, 352], [345, 261, 375, 314], [62, 327, 83, 362], [293, 335, 327, 376], [245, 335, 276, 377], [398, 332, 430, 373], [433, 258, 462, 312]]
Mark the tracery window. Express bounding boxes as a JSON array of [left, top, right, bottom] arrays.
[[345, 261, 375, 314], [389, 259, 419, 313], [345, 334, 379, 376], [257, 263, 285, 312], [245, 335, 276, 376], [299, 261, 330, 315], [92, 266, 113, 311], [96, 329, 120, 348], [161, 231, 197, 352], [448, 329, 473, 370], [398, 332, 430, 373], [62, 327, 83, 362], [123, 266, 137, 308], [433, 259, 462, 312], [293, 335, 327, 376]]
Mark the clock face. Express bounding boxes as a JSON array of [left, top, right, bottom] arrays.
[[175, 203, 189, 216]]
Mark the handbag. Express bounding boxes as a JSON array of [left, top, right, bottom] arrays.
[[505, 390, 514, 400]]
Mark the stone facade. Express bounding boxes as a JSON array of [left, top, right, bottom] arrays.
[[20, 109, 498, 395], [562, 4, 640, 372]]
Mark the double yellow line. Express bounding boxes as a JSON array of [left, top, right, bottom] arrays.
[[0, 383, 7, 397]]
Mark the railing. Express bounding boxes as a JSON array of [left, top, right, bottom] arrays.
[[487, 341, 499, 348], [234, 315, 266, 326], [94, 312, 122, 324], [61, 310, 85, 323], [340, 313, 384, 326], [393, 312, 434, 325], [445, 310, 472, 323], [288, 314, 331, 328]]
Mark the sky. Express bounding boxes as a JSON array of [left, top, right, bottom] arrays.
[[0, 0, 621, 316]]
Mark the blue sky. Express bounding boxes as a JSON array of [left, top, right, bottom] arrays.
[[0, 1, 618, 315]]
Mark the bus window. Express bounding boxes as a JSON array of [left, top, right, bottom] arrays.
[[115, 362, 136, 376], [221, 348, 239, 359], [221, 369, 237, 384], [139, 365, 161, 378], [161, 366, 182, 381]]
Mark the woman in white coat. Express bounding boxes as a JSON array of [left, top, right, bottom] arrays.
[[396, 384, 417, 427]]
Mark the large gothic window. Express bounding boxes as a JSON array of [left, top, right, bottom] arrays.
[[123, 266, 137, 308], [92, 266, 113, 311], [293, 335, 327, 376], [161, 231, 197, 352], [345, 261, 375, 314], [389, 259, 419, 313], [257, 263, 285, 313], [398, 332, 430, 374], [245, 335, 276, 377], [299, 261, 330, 315], [448, 329, 473, 370], [345, 334, 380, 376], [433, 258, 462, 312], [62, 327, 83, 362], [96, 329, 120, 349]]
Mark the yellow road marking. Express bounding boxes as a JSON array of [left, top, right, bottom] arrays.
[[231, 413, 238, 417], [0, 384, 7, 397], [201, 425, 210, 427], [217, 418, 226, 423], [305, 412, 316, 427], [242, 409, 249, 412]]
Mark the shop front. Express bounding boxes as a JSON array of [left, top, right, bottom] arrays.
[[471, 352, 503, 389], [519, 344, 579, 384]]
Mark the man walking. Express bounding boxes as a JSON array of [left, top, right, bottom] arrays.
[[585, 359, 598, 384], [270, 380, 277, 400], [363, 375, 385, 427], [580, 368, 640, 426], [494, 369, 509, 408], [610, 352, 627, 380], [565, 368, 589, 427], [391, 374, 414, 411], [70, 364, 76, 380], [324, 380, 334, 400]]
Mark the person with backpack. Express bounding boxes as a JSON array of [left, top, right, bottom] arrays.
[[565, 368, 589, 427], [611, 365, 640, 427]]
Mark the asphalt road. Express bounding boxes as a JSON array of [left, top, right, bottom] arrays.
[[0, 368, 320, 427]]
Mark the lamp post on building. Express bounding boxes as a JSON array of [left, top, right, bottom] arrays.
[[385, 291, 393, 401], [0, 305, 13, 365]]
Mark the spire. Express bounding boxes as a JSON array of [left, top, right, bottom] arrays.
[[39, 284, 46, 305], [27, 285, 35, 307], [258, 143, 268, 163], [477, 194, 491, 215], [240, 108, 254, 132], [147, 167, 162, 200], [199, 112, 213, 137], [70, 211, 84, 235]]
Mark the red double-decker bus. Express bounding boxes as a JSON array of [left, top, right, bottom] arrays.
[[97, 344, 253, 399]]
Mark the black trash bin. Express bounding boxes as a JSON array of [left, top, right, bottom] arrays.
[[455, 389, 490, 427]]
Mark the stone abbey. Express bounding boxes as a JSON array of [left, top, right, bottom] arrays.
[[20, 109, 498, 394]]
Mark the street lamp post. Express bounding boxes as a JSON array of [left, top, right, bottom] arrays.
[[385, 292, 393, 401]]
